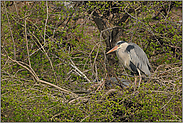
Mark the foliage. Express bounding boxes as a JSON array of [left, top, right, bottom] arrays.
[[1, 1, 182, 122]]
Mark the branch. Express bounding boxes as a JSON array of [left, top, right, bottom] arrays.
[[2, 53, 78, 98]]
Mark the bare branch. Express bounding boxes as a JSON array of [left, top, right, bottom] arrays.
[[2, 53, 78, 98]]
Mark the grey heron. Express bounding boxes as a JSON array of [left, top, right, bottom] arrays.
[[106, 41, 151, 88]]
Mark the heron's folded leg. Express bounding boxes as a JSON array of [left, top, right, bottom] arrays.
[[137, 69, 142, 88], [134, 75, 137, 91]]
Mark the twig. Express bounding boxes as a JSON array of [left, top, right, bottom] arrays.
[[44, 1, 48, 45], [92, 43, 100, 81], [89, 43, 99, 75], [80, 115, 90, 122], [69, 59, 91, 83], [102, 89, 123, 99], [68, 96, 89, 104], [95, 73, 107, 92], [50, 112, 62, 121], [3, 2, 16, 60], [25, 19, 31, 67], [160, 89, 181, 111], [161, 95, 174, 109], [28, 30, 58, 82]]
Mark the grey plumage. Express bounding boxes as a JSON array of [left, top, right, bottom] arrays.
[[107, 41, 151, 77], [125, 42, 151, 76]]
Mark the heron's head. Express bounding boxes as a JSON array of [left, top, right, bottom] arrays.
[[106, 41, 126, 54]]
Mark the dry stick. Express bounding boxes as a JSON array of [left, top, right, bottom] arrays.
[[88, 43, 98, 77], [26, 19, 45, 40], [95, 73, 108, 92], [14, 2, 19, 17], [18, 60, 38, 81], [161, 89, 181, 111], [101, 89, 123, 100], [68, 96, 89, 104], [44, 1, 48, 45], [50, 112, 62, 121], [69, 58, 91, 83], [38, 79, 77, 98], [4, 2, 16, 60], [1, 55, 10, 70], [159, 66, 182, 76], [25, 19, 31, 67], [94, 64, 98, 83], [50, 52, 91, 83], [80, 115, 90, 122], [93, 43, 100, 81], [149, 64, 167, 82], [161, 95, 174, 109], [30, 31, 58, 82], [3, 54, 78, 98]]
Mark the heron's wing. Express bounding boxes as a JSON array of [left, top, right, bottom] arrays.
[[128, 43, 151, 76]]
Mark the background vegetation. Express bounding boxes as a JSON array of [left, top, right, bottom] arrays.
[[1, 1, 182, 122]]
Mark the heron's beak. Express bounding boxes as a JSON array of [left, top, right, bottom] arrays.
[[106, 46, 118, 54]]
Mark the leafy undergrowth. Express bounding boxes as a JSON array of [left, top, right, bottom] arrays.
[[1, 73, 182, 122]]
